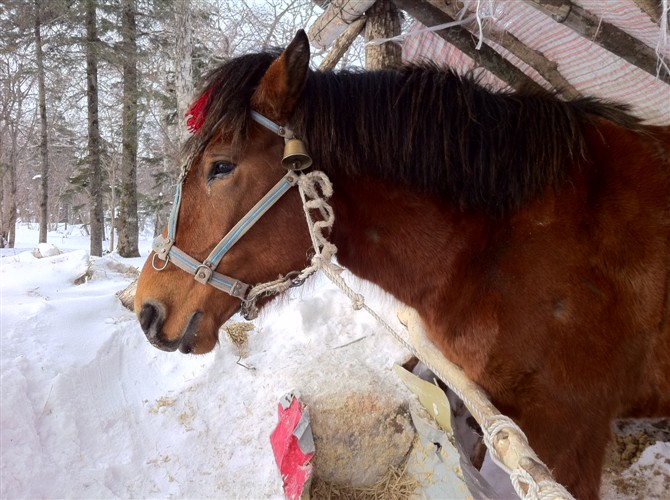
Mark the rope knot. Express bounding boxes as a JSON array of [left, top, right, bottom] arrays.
[[298, 170, 333, 199], [351, 294, 365, 310]]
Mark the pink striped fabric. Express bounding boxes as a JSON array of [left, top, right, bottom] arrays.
[[402, 0, 669, 124]]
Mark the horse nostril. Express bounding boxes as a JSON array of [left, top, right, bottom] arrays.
[[139, 303, 160, 333], [138, 303, 179, 352]]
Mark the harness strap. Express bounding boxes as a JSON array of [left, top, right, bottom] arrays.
[[151, 109, 310, 316], [204, 171, 299, 268], [152, 236, 249, 299], [152, 170, 300, 293], [250, 110, 292, 138], [167, 182, 182, 240]]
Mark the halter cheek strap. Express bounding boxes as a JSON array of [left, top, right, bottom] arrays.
[[151, 110, 309, 307]]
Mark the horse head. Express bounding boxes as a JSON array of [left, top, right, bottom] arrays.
[[134, 31, 313, 354]]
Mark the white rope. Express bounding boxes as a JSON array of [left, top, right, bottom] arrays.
[[281, 170, 573, 500], [242, 171, 339, 318], [658, 0, 670, 78], [365, 15, 477, 46]]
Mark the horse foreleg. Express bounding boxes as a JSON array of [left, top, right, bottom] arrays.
[[513, 401, 613, 500]]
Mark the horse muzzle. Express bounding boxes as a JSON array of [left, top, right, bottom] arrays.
[[138, 302, 201, 354]]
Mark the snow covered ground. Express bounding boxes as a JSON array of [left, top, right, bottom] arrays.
[[1, 223, 412, 498], [1, 223, 668, 498]]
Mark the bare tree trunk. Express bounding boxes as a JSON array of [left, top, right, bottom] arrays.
[[6, 135, 17, 248], [86, 0, 103, 257], [34, 0, 49, 243], [5, 128, 18, 248], [0, 62, 24, 249], [117, 0, 140, 257], [365, 0, 401, 70], [0, 170, 4, 247], [109, 159, 116, 253], [0, 106, 6, 247], [174, 0, 193, 146]]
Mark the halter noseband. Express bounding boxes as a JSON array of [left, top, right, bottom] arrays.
[[151, 110, 313, 316]]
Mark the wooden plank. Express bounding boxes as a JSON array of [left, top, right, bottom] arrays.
[[426, 0, 579, 98], [393, 0, 546, 92], [524, 0, 669, 83], [308, 0, 376, 49], [319, 17, 366, 71]]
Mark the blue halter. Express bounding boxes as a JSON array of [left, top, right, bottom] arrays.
[[151, 111, 310, 304]]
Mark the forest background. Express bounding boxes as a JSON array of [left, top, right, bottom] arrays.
[[0, 0, 352, 257]]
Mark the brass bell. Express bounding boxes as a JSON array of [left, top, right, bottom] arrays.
[[281, 138, 312, 170]]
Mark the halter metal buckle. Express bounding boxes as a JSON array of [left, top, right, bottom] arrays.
[[151, 252, 170, 271], [194, 263, 213, 285], [151, 235, 173, 271]]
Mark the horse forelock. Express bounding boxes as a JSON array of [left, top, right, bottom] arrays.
[[182, 50, 281, 166]]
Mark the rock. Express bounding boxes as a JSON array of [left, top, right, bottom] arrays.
[[296, 356, 415, 488]]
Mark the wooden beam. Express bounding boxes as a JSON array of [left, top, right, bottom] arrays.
[[392, 0, 545, 92], [365, 0, 402, 69], [426, 0, 579, 98], [523, 0, 669, 83], [630, 0, 663, 24], [319, 17, 366, 70], [308, 0, 376, 49]]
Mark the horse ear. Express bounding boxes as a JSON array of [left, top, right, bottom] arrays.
[[251, 30, 310, 122]]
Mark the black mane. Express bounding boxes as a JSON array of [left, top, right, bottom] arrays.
[[189, 51, 642, 214]]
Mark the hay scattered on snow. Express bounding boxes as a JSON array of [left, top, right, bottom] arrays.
[[223, 322, 255, 358], [310, 463, 419, 499]]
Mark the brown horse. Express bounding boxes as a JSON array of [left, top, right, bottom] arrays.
[[135, 30, 670, 498]]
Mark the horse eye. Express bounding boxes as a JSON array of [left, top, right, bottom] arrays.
[[209, 161, 236, 180]]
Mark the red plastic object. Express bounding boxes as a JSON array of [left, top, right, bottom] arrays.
[[270, 394, 315, 499]]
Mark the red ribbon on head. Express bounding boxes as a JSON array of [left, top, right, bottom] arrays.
[[185, 88, 212, 134]]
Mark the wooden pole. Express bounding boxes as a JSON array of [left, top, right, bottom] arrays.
[[365, 0, 402, 69], [319, 17, 366, 71], [425, 0, 579, 98], [309, 0, 375, 49], [393, 0, 545, 92], [523, 0, 669, 83], [630, 0, 663, 24], [398, 307, 573, 499]]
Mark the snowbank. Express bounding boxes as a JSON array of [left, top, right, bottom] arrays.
[[1, 224, 409, 498]]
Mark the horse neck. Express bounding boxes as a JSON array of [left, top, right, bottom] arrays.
[[328, 174, 492, 311]]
